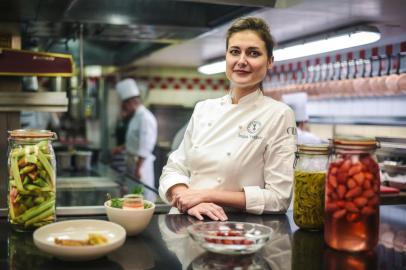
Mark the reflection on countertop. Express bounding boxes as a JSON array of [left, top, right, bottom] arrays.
[[188, 252, 271, 270], [159, 214, 293, 270], [1, 207, 406, 270]]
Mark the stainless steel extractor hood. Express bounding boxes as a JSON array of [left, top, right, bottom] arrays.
[[0, 0, 272, 66]]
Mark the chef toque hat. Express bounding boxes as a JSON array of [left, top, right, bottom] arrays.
[[282, 92, 309, 122], [116, 78, 140, 101]]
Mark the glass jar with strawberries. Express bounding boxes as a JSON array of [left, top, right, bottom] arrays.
[[324, 136, 380, 252]]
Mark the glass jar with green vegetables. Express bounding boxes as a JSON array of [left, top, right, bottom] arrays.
[[7, 129, 57, 231], [293, 144, 329, 230]]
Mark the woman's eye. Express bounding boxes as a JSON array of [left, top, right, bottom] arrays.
[[229, 49, 240, 56], [249, 51, 260, 57]]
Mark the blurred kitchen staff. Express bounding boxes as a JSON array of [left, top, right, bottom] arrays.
[[20, 76, 61, 132], [116, 78, 158, 190], [283, 92, 323, 145], [159, 17, 297, 221]]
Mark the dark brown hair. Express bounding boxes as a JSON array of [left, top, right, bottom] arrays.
[[226, 17, 275, 59]]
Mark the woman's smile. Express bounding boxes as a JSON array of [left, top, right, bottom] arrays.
[[233, 69, 251, 75]]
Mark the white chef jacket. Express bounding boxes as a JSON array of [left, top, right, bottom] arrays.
[[125, 105, 158, 189], [159, 90, 297, 214]]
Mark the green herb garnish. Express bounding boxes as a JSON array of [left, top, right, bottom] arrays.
[[110, 198, 124, 209], [131, 185, 144, 195], [143, 201, 152, 209]]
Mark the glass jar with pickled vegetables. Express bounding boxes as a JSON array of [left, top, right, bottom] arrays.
[[293, 144, 329, 230], [7, 129, 57, 231], [324, 136, 380, 252]]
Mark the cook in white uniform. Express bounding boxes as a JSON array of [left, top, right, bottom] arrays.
[[116, 78, 158, 192], [159, 17, 297, 221], [282, 92, 324, 145]]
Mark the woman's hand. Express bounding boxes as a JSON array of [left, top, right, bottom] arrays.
[[187, 203, 228, 221], [172, 189, 210, 212]]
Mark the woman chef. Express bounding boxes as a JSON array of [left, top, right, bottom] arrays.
[[116, 78, 158, 195], [159, 17, 297, 221]]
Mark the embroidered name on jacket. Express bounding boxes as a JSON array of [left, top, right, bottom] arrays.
[[238, 120, 264, 140]]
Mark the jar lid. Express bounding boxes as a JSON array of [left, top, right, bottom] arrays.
[[297, 144, 329, 155], [333, 135, 378, 150], [8, 129, 57, 140]]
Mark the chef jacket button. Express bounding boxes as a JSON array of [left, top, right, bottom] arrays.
[[193, 145, 199, 149], [208, 122, 212, 127], [216, 177, 221, 182], [227, 152, 231, 156]]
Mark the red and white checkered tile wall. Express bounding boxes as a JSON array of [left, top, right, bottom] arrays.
[[133, 76, 229, 92]]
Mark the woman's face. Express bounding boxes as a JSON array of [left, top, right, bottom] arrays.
[[226, 30, 272, 90]]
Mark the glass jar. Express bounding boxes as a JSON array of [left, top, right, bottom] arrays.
[[123, 194, 144, 210], [324, 136, 380, 252], [293, 144, 329, 230], [7, 129, 57, 231]]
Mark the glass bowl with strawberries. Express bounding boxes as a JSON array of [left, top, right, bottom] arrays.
[[187, 222, 272, 255], [324, 136, 380, 252]]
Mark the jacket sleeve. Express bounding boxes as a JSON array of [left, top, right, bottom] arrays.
[[243, 107, 297, 214], [159, 105, 200, 204]]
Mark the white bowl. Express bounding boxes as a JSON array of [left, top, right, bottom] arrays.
[[104, 199, 155, 236], [33, 219, 126, 261]]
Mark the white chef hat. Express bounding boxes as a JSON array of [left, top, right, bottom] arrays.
[[116, 78, 140, 101], [282, 92, 309, 122]]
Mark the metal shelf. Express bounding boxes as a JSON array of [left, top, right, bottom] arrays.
[[0, 92, 68, 112], [310, 116, 406, 126]]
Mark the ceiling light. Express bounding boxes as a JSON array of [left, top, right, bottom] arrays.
[[198, 60, 226, 75], [197, 27, 380, 75], [274, 30, 381, 62], [85, 66, 102, 77]]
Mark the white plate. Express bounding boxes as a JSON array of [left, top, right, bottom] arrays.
[[33, 219, 126, 261]]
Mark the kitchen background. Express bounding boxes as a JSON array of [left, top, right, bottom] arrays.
[[0, 0, 406, 209]]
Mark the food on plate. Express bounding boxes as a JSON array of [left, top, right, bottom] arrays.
[[54, 233, 108, 246]]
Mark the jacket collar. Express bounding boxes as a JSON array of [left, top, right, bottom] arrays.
[[224, 89, 263, 105]]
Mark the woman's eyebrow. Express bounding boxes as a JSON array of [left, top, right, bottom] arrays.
[[246, 46, 261, 50], [229, 46, 261, 50]]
